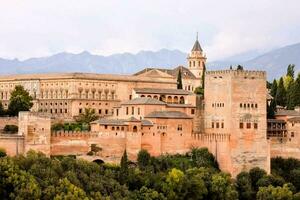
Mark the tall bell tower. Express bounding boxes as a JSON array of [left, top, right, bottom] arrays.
[[187, 33, 207, 86]]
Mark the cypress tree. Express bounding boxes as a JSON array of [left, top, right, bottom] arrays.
[[177, 69, 183, 89], [270, 79, 277, 98], [275, 77, 287, 107], [267, 99, 276, 118], [291, 73, 300, 108], [287, 64, 295, 79], [119, 150, 129, 184], [286, 79, 295, 110]]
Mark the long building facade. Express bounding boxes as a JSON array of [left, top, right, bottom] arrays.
[[0, 37, 286, 177]]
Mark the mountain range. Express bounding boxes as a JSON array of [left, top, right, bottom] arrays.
[[0, 43, 299, 80]]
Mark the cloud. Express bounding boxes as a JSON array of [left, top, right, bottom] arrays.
[[0, 0, 299, 61]]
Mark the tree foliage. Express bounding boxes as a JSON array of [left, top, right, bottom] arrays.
[[76, 108, 99, 124], [177, 69, 183, 89], [7, 85, 33, 116]]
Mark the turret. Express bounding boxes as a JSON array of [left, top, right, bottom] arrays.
[[187, 33, 207, 83]]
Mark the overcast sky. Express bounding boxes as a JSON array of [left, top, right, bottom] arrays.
[[0, 0, 300, 61]]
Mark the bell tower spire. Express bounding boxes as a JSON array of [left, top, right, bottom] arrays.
[[187, 33, 207, 87]]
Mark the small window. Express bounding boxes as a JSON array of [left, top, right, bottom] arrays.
[[112, 127, 115, 130], [126, 107, 129, 115], [216, 122, 219, 128], [240, 103, 243, 108], [79, 108, 82, 114], [247, 123, 251, 129], [105, 125, 108, 129], [254, 123, 258, 129], [221, 122, 224, 128], [132, 107, 134, 115], [239, 123, 243, 129], [138, 108, 140, 115], [255, 104, 258, 108], [177, 124, 182, 131], [99, 109, 102, 114], [212, 122, 214, 128], [105, 109, 108, 115], [191, 109, 195, 115], [291, 132, 294, 137]]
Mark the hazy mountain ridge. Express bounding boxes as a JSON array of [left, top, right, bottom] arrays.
[[0, 43, 299, 79]]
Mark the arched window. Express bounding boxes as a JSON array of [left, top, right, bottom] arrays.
[[173, 96, 178, 104], [167, 96, 172, 103], [133, 126, 138, 132], [179, 96, 185, 104]]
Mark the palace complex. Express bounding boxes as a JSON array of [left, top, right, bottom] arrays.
[[0, 37, 299, 177]]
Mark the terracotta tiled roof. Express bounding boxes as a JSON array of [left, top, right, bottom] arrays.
[[275, 110, 300, 116], [145, 111, 192, 119], [133, 66, 197, 79], [287, 117, 300, 122], [121, 97, 166, 105], [134, 88, 192, 95]]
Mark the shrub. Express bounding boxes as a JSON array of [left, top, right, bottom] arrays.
[[0, 148, 7, 157], [3, 124, 18, 134]]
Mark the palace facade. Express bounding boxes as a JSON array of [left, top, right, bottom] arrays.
[[0, 37, 298, 177]]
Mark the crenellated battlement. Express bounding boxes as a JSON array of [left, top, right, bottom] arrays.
[[193, 133, 231, 142], [206, 70, 266, 78]]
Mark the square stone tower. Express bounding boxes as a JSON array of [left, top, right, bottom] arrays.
[[204, 69, 270, 177]]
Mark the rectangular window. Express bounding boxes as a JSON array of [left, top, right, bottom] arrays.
[[191, 109, 195, 114], [254, 123, 258, 129], [212, 122, 214, 128], [105, 125, 108, 129], [221, 122, 224, 128], [291, 132, 294, 137], [105, 109, 108, 115], [99, 109, 102, 114], [65, 109, 67, 113], [132, 107, 134, 115], [116, 109, 119, 116], [216, 122, 219, 128], [126, 107, 129, 115], [247, 123, 251, 129], [138, 108, 140, 115], [79, 108, 82, 114], [239, 122, 243, 129]]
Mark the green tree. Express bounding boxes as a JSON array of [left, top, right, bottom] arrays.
[[291, 73, 300, 107], [0, 157, 41, 199], [275, 77, 286, 107], [137, 149, 151, 170], [286, 78, 295, 110], [287, 64, 295, 79], [194, 87, 204, 95], [54, 178, 88, 200], [267, 99, 276, 118], [76, 108, 99, 124], [0, 148, 7, 157], [249, 167, 267, 191], [256, 184, 293, 200], [270, 79, 278, 98], [177, 69, 183, 89], [191, 148, 219, 169], [130, 186, 166, 200], [119, 150, 129, 184], [237, 65, 244, 70], [210, 172, 238, 200], [7, 85, 33, 116], [0, 101, 5, 116], [236, 171, 253, 200]]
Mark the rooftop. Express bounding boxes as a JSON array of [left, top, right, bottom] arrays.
[[275, 110, 300, 116], [134, 88, 193, 95], [134, 66, 197, 79], [92, 117, 153, 126], [145, 111, 192, 119], [0, 72, 175, 84], [121, 97, 166, 105]]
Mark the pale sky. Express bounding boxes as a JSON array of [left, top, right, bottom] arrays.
[[0, 0, 300, 61]]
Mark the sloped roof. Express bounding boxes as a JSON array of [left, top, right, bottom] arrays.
[[133, 66, 197, 79], [134, 88, 192, 95], [275, 110, 300, 116], [121, 97, 166, 105], [287, 117, 300, 122], [141, 119, 153, 126], [145, 111, 192, 119], [192, 40, 203, 52], [92, 118, 127, 125]]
